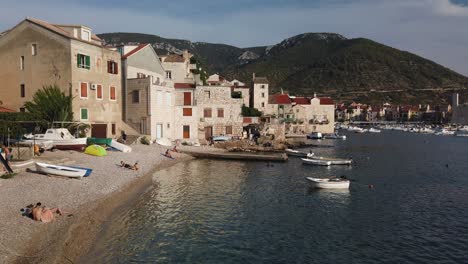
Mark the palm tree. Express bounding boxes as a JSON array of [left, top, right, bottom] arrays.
[[24, 85, 73, 124]]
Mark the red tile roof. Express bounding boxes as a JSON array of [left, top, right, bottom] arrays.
[[174, 83, 195, 89], [0, 106, 15, 113], [292, 97, 310, 105], [122, 44, 149, 59], [319, 97, 334, 105], [269, 94, 291, 104]]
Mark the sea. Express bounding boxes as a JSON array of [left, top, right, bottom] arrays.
[[81, 131, 468, 264]]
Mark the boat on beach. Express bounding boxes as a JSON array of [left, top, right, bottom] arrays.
[[306, 154, 352, 165], [35, 162, 87, 178], [301, 158, 332, 166], [305, 177, 350, 189], [30, 128, 87, 151], [285, 148, 310, 157], [212, 135, 232, 142]]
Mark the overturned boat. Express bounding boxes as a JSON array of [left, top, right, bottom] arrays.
[[35, 162, 87, 178]]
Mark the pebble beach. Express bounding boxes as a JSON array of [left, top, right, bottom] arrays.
[[0, 143, 220, 263]]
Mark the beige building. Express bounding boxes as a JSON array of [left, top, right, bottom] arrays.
[[0, 17, 122, 138], [294, 96, 335, 134], [160, 51, 200, 85], [121, 44, 175, 141], [250, 74, 269, 113]]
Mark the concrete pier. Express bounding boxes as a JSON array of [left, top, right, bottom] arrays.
[[182, 150, 288, 162]]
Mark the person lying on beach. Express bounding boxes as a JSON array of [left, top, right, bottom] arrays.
[[120, 161, 139, 170], [31, 203, 64, 223], [172, 146, 179, 153], [165, 149, 173, 158]]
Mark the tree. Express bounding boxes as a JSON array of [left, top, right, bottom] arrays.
[[24, 85, 73, 123]]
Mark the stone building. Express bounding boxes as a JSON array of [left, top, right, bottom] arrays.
[[121, 44, 175, 141], [160, 51, 200, 85], [173, 83, 199, 142], [294, 96, 335, 134], [250, 73, 269, 113], [0, 17, 122, 138]]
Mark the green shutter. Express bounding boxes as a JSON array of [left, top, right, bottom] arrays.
[[81, 109, 88, 120], [85, 55, 90, 69], [77, 54, 81, 67]]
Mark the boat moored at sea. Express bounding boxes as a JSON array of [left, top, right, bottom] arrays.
[[323, 133, 347, 140], [301, 158, 332, 166], [285, 149, 310, 157], [305, 177, 350, 189], [306, 153, 352, 165], [306, 132, 323, 139]]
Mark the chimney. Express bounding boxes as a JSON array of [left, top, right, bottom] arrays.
[[453, 93, 459, 107], [313, 92, 317, 98]]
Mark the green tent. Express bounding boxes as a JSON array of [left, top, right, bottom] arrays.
[[84, 145, 107, 157]]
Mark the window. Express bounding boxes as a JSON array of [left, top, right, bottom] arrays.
[[205, 91, 211, 99], [19, 107, 25, 112], [217, 108, 224, 118], [20, 84, 25, 98], [96, 84, 103, 100], [183, 125, 190, 139], [111, 124, 116, 135], [107, 61, 118, 74], [77, 54, 90, 69], [80, 82, 88, 98], [261, 85, 265, 89], [261, 102, 265, 107], [183, 92, 191, 106], [110, 86, 116, 101], [261, 93, 265, 98], [31, 44, 37, 56], [204, 108, 212, 118], [137, 73, 145, 78], [167, 123, 170, 129], [80, 108, 89, 120], [166, 71, 172, 79], [20, 56, 24, 70], [132, 90, 140, 103], [225, 126, 233, 135], [183, 108, 192, 116]]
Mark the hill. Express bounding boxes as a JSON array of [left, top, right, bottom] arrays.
[[99, 32, 468, 104]]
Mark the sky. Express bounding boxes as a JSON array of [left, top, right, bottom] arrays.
[[1, 0, 468, 75]]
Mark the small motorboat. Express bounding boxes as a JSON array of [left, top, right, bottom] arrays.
[[306, 177, 350, 189], [285, 149, 310, 157], [368, 128, 381, 133], [35, 162, 87, 178], [323, 133, 346, 140], [306, 154, 352, 165], [307, 132, 323, 140], [32, 128, 87, 151], [301, 158, 332, 166], [212, 136, 232, 142]]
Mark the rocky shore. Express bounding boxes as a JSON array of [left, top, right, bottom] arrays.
[[0, 143, 203, 264]]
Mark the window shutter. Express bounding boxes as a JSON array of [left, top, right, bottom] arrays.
[[107, 61, 111, 73], [85, 55, 90, 69], [77, 54, 80, 67], [115, 62, 118, 74]]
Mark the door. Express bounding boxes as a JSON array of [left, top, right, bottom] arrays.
[[91, 124, 107, 138], [183, 125, 190, 139], [156, 124, 163, 139], [183, 92, 191, 106], [204, 126, 212, 140]]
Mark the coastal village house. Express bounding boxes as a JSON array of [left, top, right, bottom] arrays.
[[250, 74, 269, 113], [0, 17, 122, 138], [120, 44, 175, 141], [160, 51, 201, 85]]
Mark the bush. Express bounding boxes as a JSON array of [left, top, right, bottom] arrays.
[[140, 136, 150, 145], [241, 105, 262, 117]]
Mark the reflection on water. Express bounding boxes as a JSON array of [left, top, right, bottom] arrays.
[[82, 131, 468, 264]]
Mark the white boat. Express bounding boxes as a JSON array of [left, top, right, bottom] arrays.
[[19, 140, 54, 150], [368, 128, 381, 133], [35, 162, 86, 178], [455, 130, 468, 137], [306, 154, 352, 165], [212, 136, 232, 142], [285, 149, 310, 157], [306, 177, 350, 189], [323, 133, 347, 140], [307, 132, 323, 139], [302, 158, 332, 166], [110, 140, 132, 152], [32, 128, 87, 151]]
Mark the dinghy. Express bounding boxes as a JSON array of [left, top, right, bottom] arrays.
[[323, 133, 346, 140], [306, 154, 352, 165], [110, 140, 132, 152], [301, 158, 332, 166], [306, 177, 350, 189], [285, 149, 310, 157], [35, 162, 87, 178], [368, 128, 381, 133]]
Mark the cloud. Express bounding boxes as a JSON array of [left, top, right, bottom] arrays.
[[0, 0, 468, 75]]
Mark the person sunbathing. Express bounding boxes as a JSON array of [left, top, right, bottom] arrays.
[[172, 146, 179, 153], [165, 149, 172, 158], [120, 161, 139, 170], [31, 203, 63, 223]]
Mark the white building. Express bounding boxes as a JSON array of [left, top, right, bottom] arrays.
[[250, 73, 269, 113], [160, 51, 200, 85]]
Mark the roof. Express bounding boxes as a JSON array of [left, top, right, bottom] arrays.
[[292, 97, 310, 105], [0, 106, 15, 113], [319, 97, 334, 105], [122, 44, 149, 59], [253, 77, 269, 84], [174, 83, 195, 89], [269, 94, 291, 104], [163, 54, 185, 63]]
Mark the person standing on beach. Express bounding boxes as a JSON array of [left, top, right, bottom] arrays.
[[122, 131, 127, 144]]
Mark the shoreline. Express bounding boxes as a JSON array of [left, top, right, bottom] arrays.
[[0, 144, 196, 264]]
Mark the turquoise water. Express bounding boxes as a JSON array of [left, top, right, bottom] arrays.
[[82, 131, 468, 263]]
